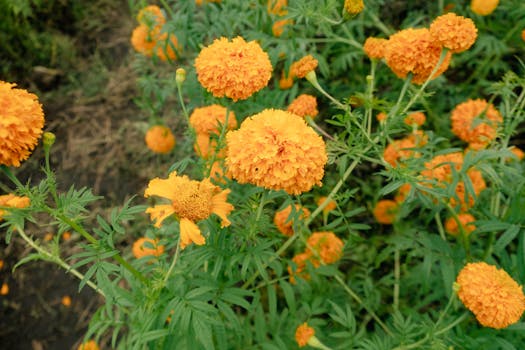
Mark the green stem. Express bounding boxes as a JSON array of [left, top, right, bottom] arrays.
[[205, 107, 231, 177], [434, 212, 447, 242], [306, 73, 348, 111], [163, 236, 181, 285], [306, 116, 334, 140], [366, 61, 377, 136], [393, 248, 400, 312]]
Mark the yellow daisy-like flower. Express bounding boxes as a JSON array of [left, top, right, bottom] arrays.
[[77, 340, 100, 350], [189, 105, 237, 135], [430, 13, 477, 53], [373, 199, 398, 224], [306, 231, 344, 264], [145, 125, 176, 154], [470, 0, 499, 16], [384, 28, 452, 84], [225, 109, 327, 195], [295, 323, 315, 347], [194, 36, 273, 101], [344, 0, 364, 16], [132, 237, 165, 259], [287, 94, 319, 118], [0, 81, 45, 167], [290, 55, 319, 79], [445, 213, 476, 236], [273, 204, 311, 236], [456, 262, 525, 329], [0, 194, 31, 221], [144, 171, 234, 249], [363, 37, 387, 59], [450, 98, 502, 150]]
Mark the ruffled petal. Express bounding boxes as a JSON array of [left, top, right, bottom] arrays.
[[211, 189, 234, 227], [179, 217, 205, 249], [144, 171, 179, 201], [145, 204, 176, 228]]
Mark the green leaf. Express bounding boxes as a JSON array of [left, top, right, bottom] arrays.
[[494, 225, 521, 255]]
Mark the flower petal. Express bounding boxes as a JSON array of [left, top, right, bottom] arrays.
[[144, 171, 180, 201], [145, 204, 176, 228], [211, 189, 234, 227], [179, 217, 205, 249]]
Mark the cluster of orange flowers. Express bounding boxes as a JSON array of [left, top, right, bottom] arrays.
[[383, 130, 427, 167], [131, 5, 180, 61]]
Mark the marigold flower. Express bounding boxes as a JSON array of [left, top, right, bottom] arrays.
[[522, 29, 525, 42], [194, 36, 273, 101], [445, 213, 476, 236], [470, 0, 499, 16], [509, 146, 525, 161], [290, 55, 319, 79], [450, 99, 502, 150], [344, 0, 364, 16], [131, 25, 158, 56], [77, 340, 100, 350], [225, 109, 327, 195], [272, 19, 293, 37], [0, 81, 45, 167], [268, 0, 287, 16], [279, 70, 294, 89], [154, 34, 181, 61], [194, 133, 225, 159], [317, 196, 337, 213], [62, 231, 71, 241], [189, 105, 237, 135], [295, 323, 315, 347], [287, 94, 319, 118], [429, 13, 477, 53], [306, 231, 344, 264], [0, 194, 30, 221], [0, 260, 3, 270], [61, 295, 72, 307], [145, 125, 176, 154], [376, 112, 387, 122], [384, 28, 452, 84], [394, 183, 412, 203], [288, 252, 319, 284], [137, 5, 165, 27], [132, 237, 165, 258], [44, 233, 53, 241], [383, 131, 427, 167], [0, 283, 8, 295], [373, 199, 398, 224], [144, 171, 234, 249], [404, 111, 426, 126], [456, 262, 525, 329], [363, 37, 387, 59], [273, 204, 310, 236]]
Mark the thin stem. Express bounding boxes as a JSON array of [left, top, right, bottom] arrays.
[[366, 62, 377, 136], [393, 248, 400, 312], [176, 80, 189, 123], [388, 75, 412, 119], [205, 107, 231, 177], [306, 116, 335, 140], [163, 236, 181, 285], [307, 73, 348, 111], [434, 212, 447, 241]]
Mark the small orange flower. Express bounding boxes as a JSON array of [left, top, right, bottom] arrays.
[[44, 233, 53, 241], [279, 70, 294, 89], [509, 146, 525, 161], [429, 13, 477, 53], [137, 5, 165, 27], [273, 204, 311, 236], [0, 194, 30, 221], [295, 322, 315, 347], [194, 36, 273, 101], [445, 213, 476, 236], [61, 295, 72, 307], [376, 112, 387, 122], [145, 125, 176, 154], [0, 81, 45, 167], [131, 25, 158, 56], [290, 55, 319, 79], [62, 231, 71, 241], [189, 105, 237, 135], [456, 262, 525, 329], [404, 111, 426, 126], [383, 131, 427, 167], [317, 196, 337, 213], [470, 0, 499, 16], [132, 237, 165, 258], [287, 94, 319, 118], [394, 183, 412, 203], [373, 200, 398, 224], [363, 37, 387, 59], [144, 171, 234, 249], [306, 231, 344, 264], [77, 340, 100, 350], [344, 0, 364, 16], [0, 260, 3, 270], [272, 19, 293, 37], [522, 29, 525, 42], [288, 252, 319, 284], [267, 0, 287, 16], [154, 34, 181, 61], [0, 283, 8, 295]]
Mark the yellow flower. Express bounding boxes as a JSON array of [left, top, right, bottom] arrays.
[[290, 55, 319, 79], [144, 171, 234, 249], [404, 111, 426, 126], [287, 94, 319, 118], [445, 213, 476, 236], [470, 0, 499, 16], [373, 200, 398, 224], [145, 125, 176, 154], [273, 204, 311, 236], [430, 13, 477, 53], [0, 81, 45, 167], [132, 237, 165, 258], [189, 105, 237, 135], [384, 28, 452, 84], [450, 98, 502, 150], [194, 36, 273, 101], [344, 0, 364, 16], [272, 19, 293, 37], [225, 109, 327, 195], [77, 340, 100, 350], [295, 323, 315, 347], [267, 0, 287, 16], [363, 37, 387, 59], [0, 194, 31, 221], [456, 262, 525, 329], [306, 231, 344, 264]]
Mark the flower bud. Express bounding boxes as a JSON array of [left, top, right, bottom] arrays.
[[176, 68, 186, 85]]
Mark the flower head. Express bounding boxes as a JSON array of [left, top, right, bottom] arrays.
[[194, 36, 273, 101], [430, 13, 477, 53], [383, 131, 427, 167], [288, 252, 319, 284], [522, 29, 525, 42], [272, 19, 293, 37], [132, 237, 165, 258], [344, 0, 364, 16], [144, 171, 234, 249], [131, 26, 180, 60], [295, 323, 315, 347], [445, 213, 476, 236], [274, 204, 310, 236], [450, 99, 502, 150], [394, 183, 412, 203], [363, 37, 387, 59], [279, 70, 294, 89], [456, 262, 525, 329], [470, 0, 499, 16], [189, 105, 237, 135], [306, 231, 344, 264], [317, 196, 337, 214], [509, 146, 524, 161], [290, 55, 318, 79], [376, 112, 387, 122], [77, 340, 100, 350], [0, 194, 31, 220], [145, 125, 175, 154], [267, 0, 287, 16], [384, 28, 452, 84], [154, 34, 181, 61], [404, 111, 426, 126], [287, 94, 319, 118], [226, 109, 327, 195], [373, 199, 398, 224], [194, 133, 225, 159], [0, 81, 45, 167], [137, 5, 165, 27]]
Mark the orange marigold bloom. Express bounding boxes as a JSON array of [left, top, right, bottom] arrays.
[[225, 109, 327, 195], [189, 105, 237, 135], [450, 99, 502, 150], [0, 283, 8, 295], [470, 0, 499, 16], [137, 5, 165, 27], [384, 28, 452, 84], [344, 0, 364, 16], [279, 70, 294, 89], [145, 125, 176, 154], [373, 199, 398, 224], [445, 213, 476, 236], [154, 34, 181, 61], [131, 25, 158, 56], [404, 111, 426, 126], [509, 146, 525, 161], [306, 231, 344, 264], [383, 131, 427, 167], [62, 231, 71, 241], [295, 323, 315, 347], [144, 171, 234, 249], [430, 13, 477, 53], [288, 252, 319, 284], [376, 112, 387, 122], [317, 196, 337, 213], [273, 204, 311, 236], [0, 194, 30, 221], [77, 340, 100, 350], [268, 0, 287, 16], [394, 183, 412, 203], [272, 19, 293, 37], [290, 55, 319, 79], [456, 262, 525, 329], [194, 36, 273, 101], [61, 295, 72, 307], [0, 81, 45, 167], [132, 237, 165, 258], [287, 94, 319, 118], [194, 133, 226, 159], [363, 37, 387, 59]]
